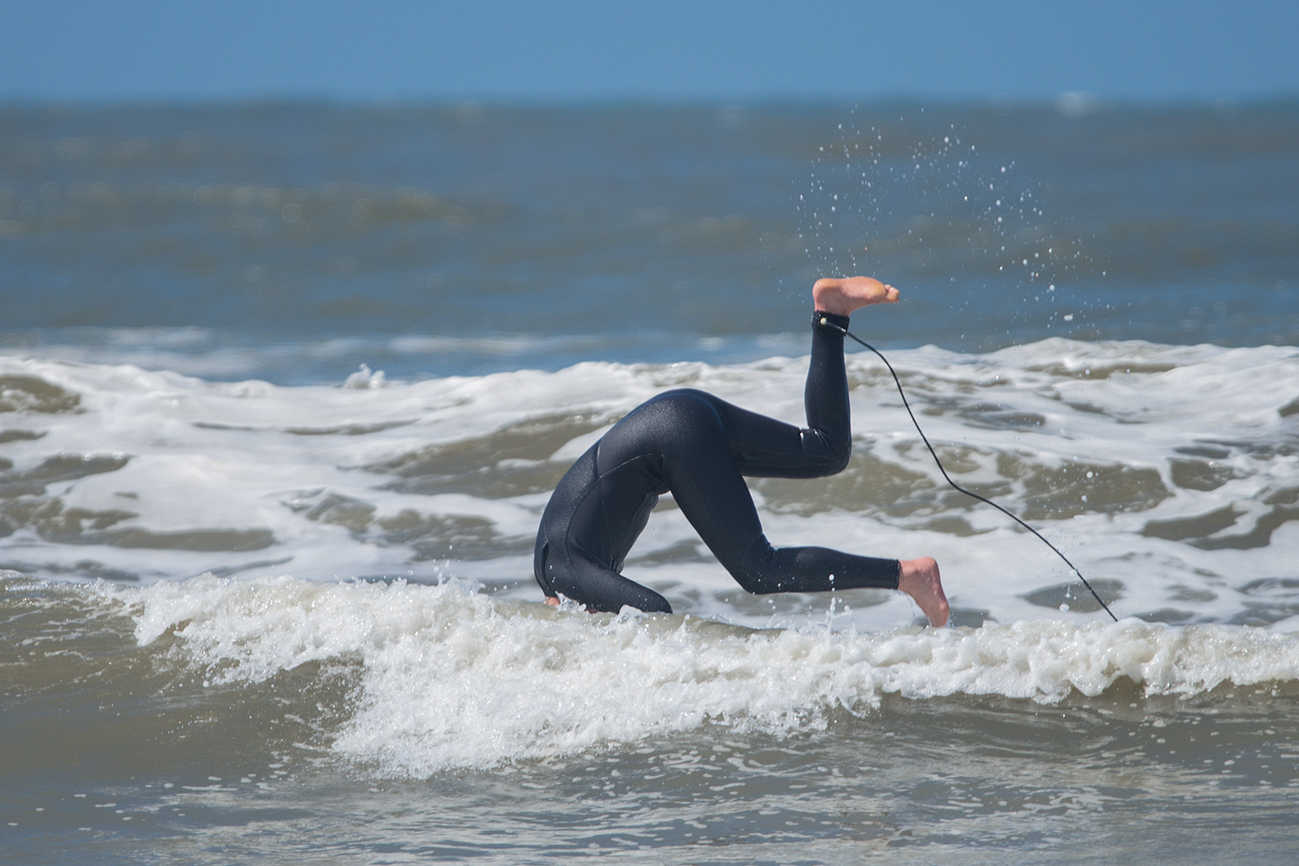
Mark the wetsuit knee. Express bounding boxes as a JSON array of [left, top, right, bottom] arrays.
[[799, 427, 851, 476]]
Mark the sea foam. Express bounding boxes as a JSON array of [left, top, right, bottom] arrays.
[[7, 337, 1299, 629], [103, 574, 1299, 776]]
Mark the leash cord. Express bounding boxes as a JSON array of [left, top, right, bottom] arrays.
[[829, 322, 1119, 622]]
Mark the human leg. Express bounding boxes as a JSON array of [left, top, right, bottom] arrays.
[[639, 390, 902, 596], [713, 310, 852, 480]]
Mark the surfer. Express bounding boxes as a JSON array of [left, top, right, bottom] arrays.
[[533, 276, 949, 626]]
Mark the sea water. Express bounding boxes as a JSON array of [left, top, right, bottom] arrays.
[[2, 102, 1298, 863]]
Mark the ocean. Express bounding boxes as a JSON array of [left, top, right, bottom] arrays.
[[2, 100, 1298, 863]]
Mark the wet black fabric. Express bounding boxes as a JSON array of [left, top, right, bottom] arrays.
[[533, 311, 901, 613]]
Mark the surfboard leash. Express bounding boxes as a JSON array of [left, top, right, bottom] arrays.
[[824, 319, 1120, 622]]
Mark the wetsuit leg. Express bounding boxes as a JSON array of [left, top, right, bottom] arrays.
[[713, 309, 853, 479], [599, 389, 900, 598]]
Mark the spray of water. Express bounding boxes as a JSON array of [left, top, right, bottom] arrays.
[[794, 108, 1103, 340]]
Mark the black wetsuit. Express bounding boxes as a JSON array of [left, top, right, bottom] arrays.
[[533, 311, 900, 613]]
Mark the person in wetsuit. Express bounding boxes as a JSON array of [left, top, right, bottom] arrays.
[[533, 276, 949, 626]]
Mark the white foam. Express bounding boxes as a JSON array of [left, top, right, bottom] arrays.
[[100, 574, 1299, 776], [5, 338, 1298, 629]]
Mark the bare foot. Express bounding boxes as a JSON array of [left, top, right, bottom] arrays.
[[898, 556, 949, 627], [812, 276, 900, 317]]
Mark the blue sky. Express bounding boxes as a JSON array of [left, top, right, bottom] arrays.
[[3, 0, 1297, 103]]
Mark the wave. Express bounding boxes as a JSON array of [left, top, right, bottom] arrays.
[[97, 574, 1299, 776]]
